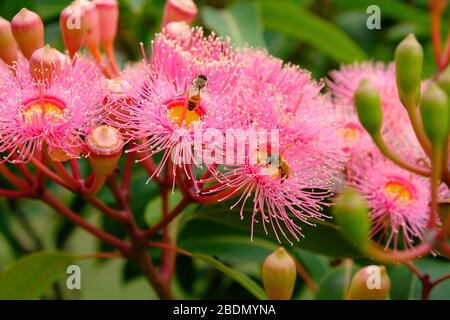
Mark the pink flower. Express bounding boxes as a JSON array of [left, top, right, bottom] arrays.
[[347, 150, 431, 248], [108, 27, 240, 179], [0, 56, 107, 162], [329, 61, 429, 169], [208, 50, 346, 243]]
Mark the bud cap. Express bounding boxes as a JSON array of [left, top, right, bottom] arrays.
[[86, 125, 123, 177], [162, 0, 198, 27]]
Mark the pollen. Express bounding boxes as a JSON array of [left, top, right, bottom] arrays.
[[166, 99, 202, 126], [22, 97, 65, 124], [383, 180, 413, 204], [341, 122, 363, 146]]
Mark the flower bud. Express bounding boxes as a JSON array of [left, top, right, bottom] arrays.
[[162, 0, 198, 27], [0, 17, 19, 65], [76, 0, 100, 52], [60, 3, 84, 58], [93, 0, 118, 46], [420, 82, 450, 146], [347, 265, 391, 300], [333, 188, 371, 248], [11, 8, 44, 59], [354, 79, 383, 136], [164, 21, 191, 40], [395, 34, 423, 107], [262, 248, 296, 300], [29, 45, 61, 84], [86, 125, 123, 177]]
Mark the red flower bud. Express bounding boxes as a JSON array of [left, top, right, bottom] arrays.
[[11, 8, 44, 59], [93, 0, 119, 46], [164, 21, 191, 40], [0, 17, 19, 65], [60, 3, 84, 58], [76, 0, 101, 55], [29, 45, 62, 85], [162, 0, 197, 28]]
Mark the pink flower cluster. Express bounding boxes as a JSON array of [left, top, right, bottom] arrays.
[[0, 1, 440, 248], [329, 62, 446, 248]]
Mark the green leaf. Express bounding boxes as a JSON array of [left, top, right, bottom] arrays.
[[387, 264, 416, 300], [192, 253, 267, 300], [185, 202, 360, 258], [334, 0, 431, 36], [144, 190, 183, 227], [0, 252, 76, 299], [316, 264, 357, 300], [260, 0, 367, 63], [201, 1, 266, 48]]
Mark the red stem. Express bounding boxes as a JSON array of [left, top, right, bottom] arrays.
[[42, 191, 130, 254], [141, 197, 190, 240]]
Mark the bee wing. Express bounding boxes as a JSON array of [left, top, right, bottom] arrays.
[[201, 87, 212, 101]]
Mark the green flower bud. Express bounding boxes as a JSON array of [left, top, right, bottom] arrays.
[[333, 188, 371, 248], [347, 265, 391, 300], [437, 65, 450, 97], [420, 82, 450, 146], [262, 248, 296, 300], [395, 34, 423, 107], [354, 79, 382, 136]]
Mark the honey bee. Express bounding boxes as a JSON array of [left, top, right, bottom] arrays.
[[265, 155, 290, 180], [185, 75, 208, 111]]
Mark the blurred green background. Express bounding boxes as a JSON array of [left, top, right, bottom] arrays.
[[0, 0, 449, 300]]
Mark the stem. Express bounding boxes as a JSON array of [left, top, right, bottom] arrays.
[[0, 189, 28, 198], [82, 174, 107, 196], [141, 197, 190, 240], [30, 156, 76, 191], [363, 241, 433, 264], [86, 196, 128, 223], [440, 33, 450, 70], [42, 191, 130, 255], [431, 6, 442, 66], [104, 41, 120, 76], [70, 159, 81, 181], [373, 134, 431, 177], [294, 258, 318, 294], [405, 104, 432, 156], [50, 160, 80, 190], [0, 163, 33, 192], [121, 153, 134, 202], [429, 147, 442, 228]]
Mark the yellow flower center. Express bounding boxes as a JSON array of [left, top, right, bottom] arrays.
[[166, 99, 203, 127], [341, 122, 363, 147], [383, 181, 413, 204], [22, 97, 65, 124]]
